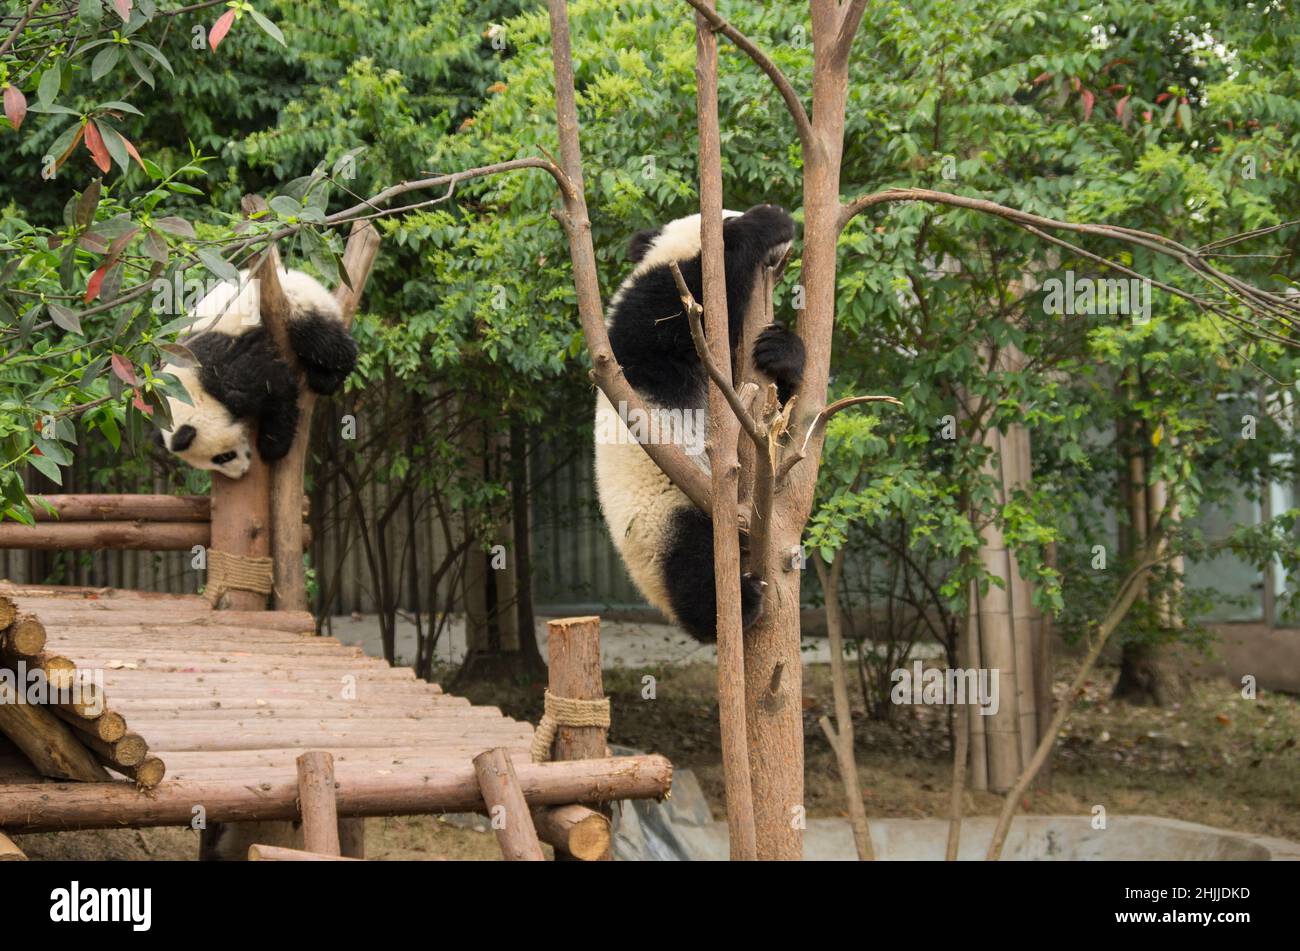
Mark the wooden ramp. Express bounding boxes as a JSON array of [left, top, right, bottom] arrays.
[[0, 585, 672, 859], [0, 583, 532, 794]]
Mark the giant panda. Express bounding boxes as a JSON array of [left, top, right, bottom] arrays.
[[158, 268, 357, 480], [594, 204, 805, 641]]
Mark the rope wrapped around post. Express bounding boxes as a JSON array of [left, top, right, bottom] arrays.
[[530, 689, 610, 762], [203, 549, 275, 607]]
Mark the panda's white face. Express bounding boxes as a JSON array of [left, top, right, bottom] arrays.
[[159, 367, 253, 480]]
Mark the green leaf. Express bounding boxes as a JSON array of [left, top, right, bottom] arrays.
[[247, 8, 286, 46], [197, 248, 238, 282], [47, 303, 83, 335], [90, 45, 121, 82], [28, 452, 63, 486], [37, 66, 62, 107]]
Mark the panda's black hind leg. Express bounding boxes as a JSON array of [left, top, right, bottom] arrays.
[[662, 507, 765, 642], [289, 311, 358, 395], [752, 323, 805, 403]]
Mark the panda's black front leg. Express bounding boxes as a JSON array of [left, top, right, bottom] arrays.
[[752, 324, 806, 404], [254, 376, 301, 462], [288, 312, 358, 395]]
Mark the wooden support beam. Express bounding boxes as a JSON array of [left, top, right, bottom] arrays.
[[248, 844, 359, 861], [0, 831, 27, 861], [0, 754, 673, 833], [296, 751, 341, 856], [532, 804, 611, 861], [0, 521, 208, 550], [28, 495, 210, 522], [474, 747, 545, 861], [0, 681, 110, 781]]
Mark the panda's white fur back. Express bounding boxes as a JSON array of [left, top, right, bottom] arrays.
[[187, 268, 342, 338], [594, 390, 695, 625], [594, 213, 729, 626]]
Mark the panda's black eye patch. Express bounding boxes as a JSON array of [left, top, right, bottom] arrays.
[[171, 424, 197, 452], [211, 451, 237, 465]]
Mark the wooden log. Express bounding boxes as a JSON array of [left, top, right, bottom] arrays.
[[83, 732, 148, 768], [0, 612, 45, 658], [474, 748, 545, 861], [273, 220, 380, 612], [0, 830, 27, 861], [108, 755, 166, 789], [296, 751, 341, 856], [0, 650, 77, 690], [208, 461, 272, 612], [248, 844, 359, 861], [532, 804, 610, 861], [0, 595, 15, 629], [51, 705, 126, 743], [0, 521, 209, 550], [0, 681, 110, 781], [28, 494, 210, 522], [546, 616, 611, 860], [0, 754, 673, 833]]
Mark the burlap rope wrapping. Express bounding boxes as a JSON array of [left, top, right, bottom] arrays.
[[203, 549, 275, 606], [530, 688, 611, 762]]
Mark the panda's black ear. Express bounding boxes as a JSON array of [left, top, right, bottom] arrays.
[[170, 424, 196, 452], [627, 227, 661, 263]]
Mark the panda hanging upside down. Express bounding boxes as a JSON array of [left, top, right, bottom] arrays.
[[157, 268, 358, 479], [594, 204, 805, 642]]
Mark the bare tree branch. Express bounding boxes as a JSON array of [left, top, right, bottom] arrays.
[[839, 187, 1300, 342], [777, 393, 903, 482], [681, 0, 814, 154], [669, 261, 763, 445]]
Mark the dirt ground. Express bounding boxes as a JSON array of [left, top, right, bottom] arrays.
[[14, 657, 1298, 860]]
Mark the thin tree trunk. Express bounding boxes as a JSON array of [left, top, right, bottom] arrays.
[[814, 551, 873, 860]]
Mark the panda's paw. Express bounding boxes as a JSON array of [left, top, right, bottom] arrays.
[[740, 572, 766, 629], [752, 324, 805, 399]]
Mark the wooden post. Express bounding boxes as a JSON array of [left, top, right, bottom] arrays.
[[474, 747, 545, 861], [545, 616, 612, 860], [272, 221, 381, 613], [296, 750, 341, 856]]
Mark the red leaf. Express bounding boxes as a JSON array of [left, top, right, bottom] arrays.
[[121, 134, 146, 171], [210, 9, 237, 51], [132, 389, 153, 415], [1032, 71, 1052, 86], [1116, 94, 1131, 128], [111, 354, 135, 385], [83, 120, 111, 174], [3, 84, 26, 130], [84, 265, 107, 303], [1081, 88, 1095, 121], [1155, 92, 1172, 104], [1070, 76, 1081, 92], [113, 0, 132, 20], [1143, 110, 1153, 123]]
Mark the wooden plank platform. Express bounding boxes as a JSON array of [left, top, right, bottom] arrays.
[[0, 583, 535, 796]]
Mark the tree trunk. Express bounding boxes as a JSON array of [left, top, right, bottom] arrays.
[[1113, 641, 1185, 706]]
